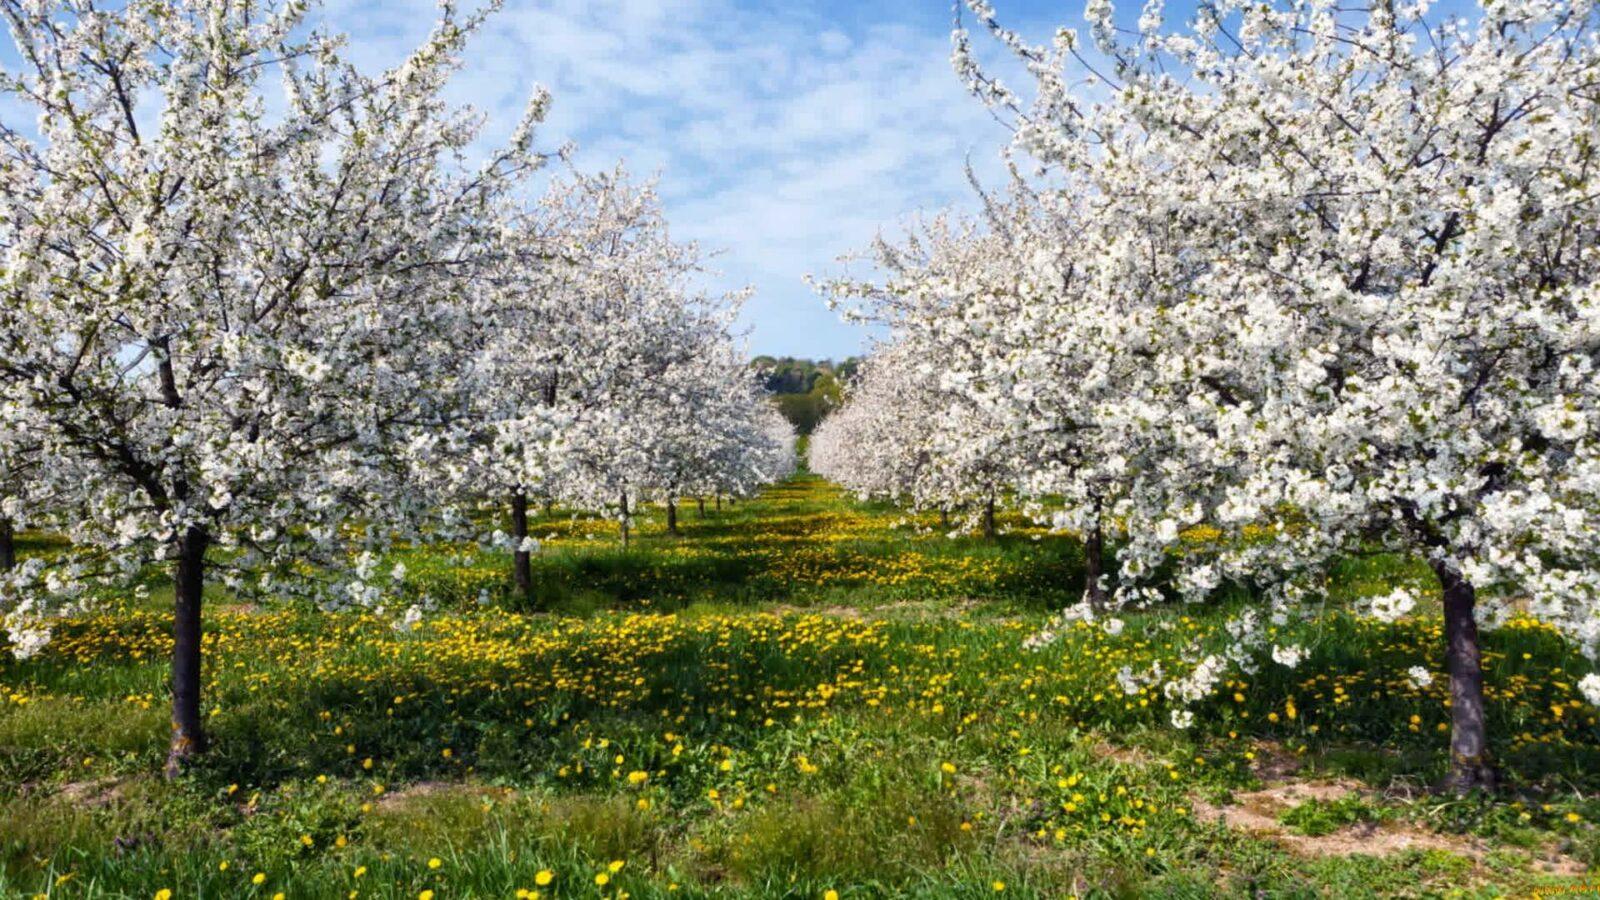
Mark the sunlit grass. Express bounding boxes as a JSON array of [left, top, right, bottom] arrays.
[[0, 475, 1596, 897]]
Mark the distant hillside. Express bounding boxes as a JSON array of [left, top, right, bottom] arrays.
[[751, 356, 858, 435]]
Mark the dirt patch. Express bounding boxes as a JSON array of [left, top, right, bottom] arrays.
[[1192, 779, 1586, 876], [1246, 741, 1304, 781], [1191, 779, 1358, 833], [54, 777, 133, 808], [374, 780, 514, 812], [1089, 741, 1155, 767]]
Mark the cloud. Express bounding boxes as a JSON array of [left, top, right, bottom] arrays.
[[323, 0, 1026, 357]]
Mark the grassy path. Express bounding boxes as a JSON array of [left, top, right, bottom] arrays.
[[0, 476, 1596, 897]]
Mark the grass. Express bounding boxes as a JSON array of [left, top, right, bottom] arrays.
[[389, 476, 1097, 613], [0, 475, 1597, 898]]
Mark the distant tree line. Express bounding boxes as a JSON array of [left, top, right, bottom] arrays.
[[750, 356, 859, 435]]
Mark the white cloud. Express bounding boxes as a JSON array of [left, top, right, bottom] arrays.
[[316, 0, 1020, 357]]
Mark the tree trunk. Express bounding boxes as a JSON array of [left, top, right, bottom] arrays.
[[619, 493, 630, 550], [715, 495, 722, 512], [982, 497, 996, 540], [0, 518, 14, 571], [511, 490, 532, 606], [939, 507, 950, 529], [1084, 501, 1107, 612], [666, 499, 679, 535], [1430, 557, 1498, 792], [167, 523, 209, 778], [697, 498, 706, 518]]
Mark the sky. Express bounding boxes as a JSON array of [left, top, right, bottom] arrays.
[[5, 0, 1483, 360], [312, 0, 1071, 360]]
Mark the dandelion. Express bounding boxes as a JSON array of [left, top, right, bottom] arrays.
[[154, 891, 172, 900], [253, 873, 267, 886], [535, 870, 554, 886], [427, 857, 442, 870]]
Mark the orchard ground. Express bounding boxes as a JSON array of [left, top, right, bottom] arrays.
[[1, 476, 1598, 898]]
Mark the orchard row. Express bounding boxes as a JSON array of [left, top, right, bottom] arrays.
[[811, 1, 1600, 791], [0, 0, 793, 773]]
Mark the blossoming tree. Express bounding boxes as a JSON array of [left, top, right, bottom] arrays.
[[822, 185, 1123, 581], [952, 0, 1600, 789], [0, 0, 548, 773]]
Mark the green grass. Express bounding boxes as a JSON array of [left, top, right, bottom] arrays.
[[386, 475, 1098, 614], [0, 475, 1597, 898]]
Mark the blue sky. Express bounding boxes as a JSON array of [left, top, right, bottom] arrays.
[[314, 0, 1074, 360], [0, 0, 1074, 360], [4, 0, 1483, 359]]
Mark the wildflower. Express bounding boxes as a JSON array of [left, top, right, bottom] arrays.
[[1580, 674, 1600, 708], [1271, 644, 1307, 668], [992, 880, 1006, 892], [535, 870, 554, 886], [155, 891, 172, 900], [427, 858, 442, 870], [253, 873, 267, 886]]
